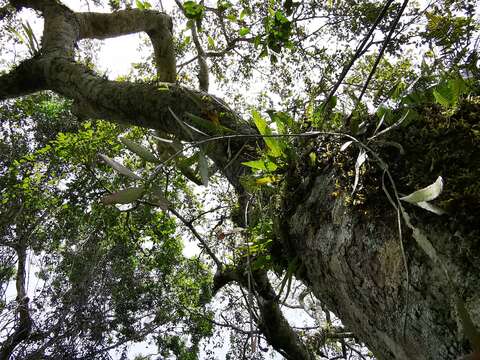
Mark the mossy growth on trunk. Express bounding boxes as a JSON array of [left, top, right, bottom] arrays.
[[390, 98, 480, 218], [271, 97, 480, 266], [290, 98, 480, 221]]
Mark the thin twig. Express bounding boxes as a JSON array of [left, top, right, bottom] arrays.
[[354, 0, 410, 106], [323, 0, 395, 106], [168, 207, 223, 268]]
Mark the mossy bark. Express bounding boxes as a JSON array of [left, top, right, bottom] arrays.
[[275, 101, 480, 359]]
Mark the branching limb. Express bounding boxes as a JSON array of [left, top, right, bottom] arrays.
[[355, 0, 410, 105], [213, 267, 315, 360], [76, 9, 176, 82], [0, 244, 33, 360], [323, 0, 395, 106], [168, 207, 223, 268], [174, 0, 209, 91], [0, 59, 45, 100]]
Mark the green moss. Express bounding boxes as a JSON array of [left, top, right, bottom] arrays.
[[389, 98, 480, 219], [258, 98, 480, 274], [286, 98, 480, 224]]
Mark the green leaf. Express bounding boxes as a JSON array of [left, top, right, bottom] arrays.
[[98, 154, 142, 180], [226, 14, 237, 22], [256, 176, 276, 185], [239, 8, 249, 20], [120, 137, 159, 163], [239, 27, 250, 36], [433, 89, 451, 108], [207, 35, 215, 48], [178, 152, 199, 168], [22, 21, 39, 55], [252, 110, 268, 135], [450, 76, 467, 104], [251, 255, 271, 270], [185, 112, 233, 134], [102, 186, 144, 205], [242, 160, 277, 172], [253, 35, 262, 48], [267, 111, 295, 134], [217, 0, 232, 11], [252, 110, 283, 157], [183, 1, 205, 20], [169, 108, 208, 139], [7, 25, 25, 44]]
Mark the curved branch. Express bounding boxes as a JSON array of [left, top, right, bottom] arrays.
[[0, 59, 46, 100], [0, 245, 33, 360], [213, 267, 315, 360], [174, 0, 209, 91], [76, 9, 176, 82]]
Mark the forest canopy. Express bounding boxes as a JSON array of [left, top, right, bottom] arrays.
[[0, 0, 479, 359]]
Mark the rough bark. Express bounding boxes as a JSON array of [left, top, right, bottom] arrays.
[[274, 138, 480, 359], [76, 9, 176, 82]]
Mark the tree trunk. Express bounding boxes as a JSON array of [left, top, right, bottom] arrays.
[[274, 110, 480, 359]]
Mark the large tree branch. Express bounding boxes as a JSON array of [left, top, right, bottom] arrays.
[[76, 9, 176, 82], [47, 58, 255, 187], [1, 0, 257, 191], [0, 56, 256, 190], [0, 60, 46, 99], [253, 271, 316, 360]]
